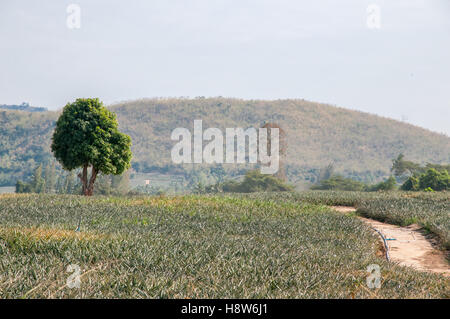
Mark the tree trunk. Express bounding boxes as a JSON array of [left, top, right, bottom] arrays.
[[78, 165, 88, 195], [86, 166, 98, 196], [77, 165, 97, 196]]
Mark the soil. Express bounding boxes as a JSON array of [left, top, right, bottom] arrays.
[[331, 206, 449, 277]]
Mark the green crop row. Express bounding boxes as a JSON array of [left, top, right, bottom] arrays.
[[0, 193, 448, 298]]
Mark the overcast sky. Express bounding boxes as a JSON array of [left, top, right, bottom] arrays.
[[1, 0, 449, 135]]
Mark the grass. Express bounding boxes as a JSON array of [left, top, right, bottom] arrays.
[[0, 193, 448, 299]]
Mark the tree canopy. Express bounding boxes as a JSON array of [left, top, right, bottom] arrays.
[[401, 168, 450, 191], [51, 98, 132, 195]]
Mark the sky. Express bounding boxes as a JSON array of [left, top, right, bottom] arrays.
[[0, 0, 449, 135]]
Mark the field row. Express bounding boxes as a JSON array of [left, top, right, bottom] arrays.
[[0, 193, 448, 298], [242, 191, 450, 250]]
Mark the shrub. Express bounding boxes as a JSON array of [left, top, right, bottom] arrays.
[[311, 175, 366, 191], [401, 175, 419, 191], [368, 176, 397, 191], [402, 168, 450, 191], [419, 169, 449, 191], [207, 170, 293, 193]]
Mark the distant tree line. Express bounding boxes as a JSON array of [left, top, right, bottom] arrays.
[[16, 162, 78, 194], [16, 162, 130, 195], [196, 170, 293, 194], [311, 155, 449, 192], [0, 102, 47, 112], [391, 154, 450, 191], [311, 174, 397, 192]]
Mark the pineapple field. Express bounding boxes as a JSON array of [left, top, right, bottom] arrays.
[[0, 192, 448, 298]]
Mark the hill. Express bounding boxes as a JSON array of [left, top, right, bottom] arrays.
[[0, 103, 47, 112], [0, 97, 449, 186]]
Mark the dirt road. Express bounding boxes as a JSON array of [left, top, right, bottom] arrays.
[[331, 206, 449, 277]]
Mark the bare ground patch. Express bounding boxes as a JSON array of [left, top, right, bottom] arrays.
[[0, 226, 108, 242], [331, 206, 450, 277]]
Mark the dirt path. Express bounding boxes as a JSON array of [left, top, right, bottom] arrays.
[[331, 206, 450, 277]]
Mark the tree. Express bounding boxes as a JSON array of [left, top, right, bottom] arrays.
[[261, 122, 287, 181], [311, 175, 365, 191], [56, 173, 66, 194], [51, 98, 132, 196], [210, 165, 226, 183], [64, 171, 76, 194], [95, 174, 112, 195], [391, 154, 420, 179], [94, 170, 130, 195], [193, 182, 206, 194], [318, 163, 335, 182], [400, 168, 449, 191], [16, 180, 31, 193], [111, 169, 130, 195], [418, 168, 449, 191], [15, 164, 45, 193], [401, 175, 419, 191], [31, 164, 45, 193], [44, 161, 56, 193], [369, 176, 397, 191], [208, 170, 293, 193]]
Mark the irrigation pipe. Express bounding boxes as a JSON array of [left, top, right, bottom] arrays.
[[372, 227, 390, 262], [332, 206, 391, 262], [75, 215, 82, 232]]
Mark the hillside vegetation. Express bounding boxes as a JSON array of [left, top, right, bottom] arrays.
[[1, 97, 449, 186], [0, 103, 47, 112], [0, 110, 58, 185]]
